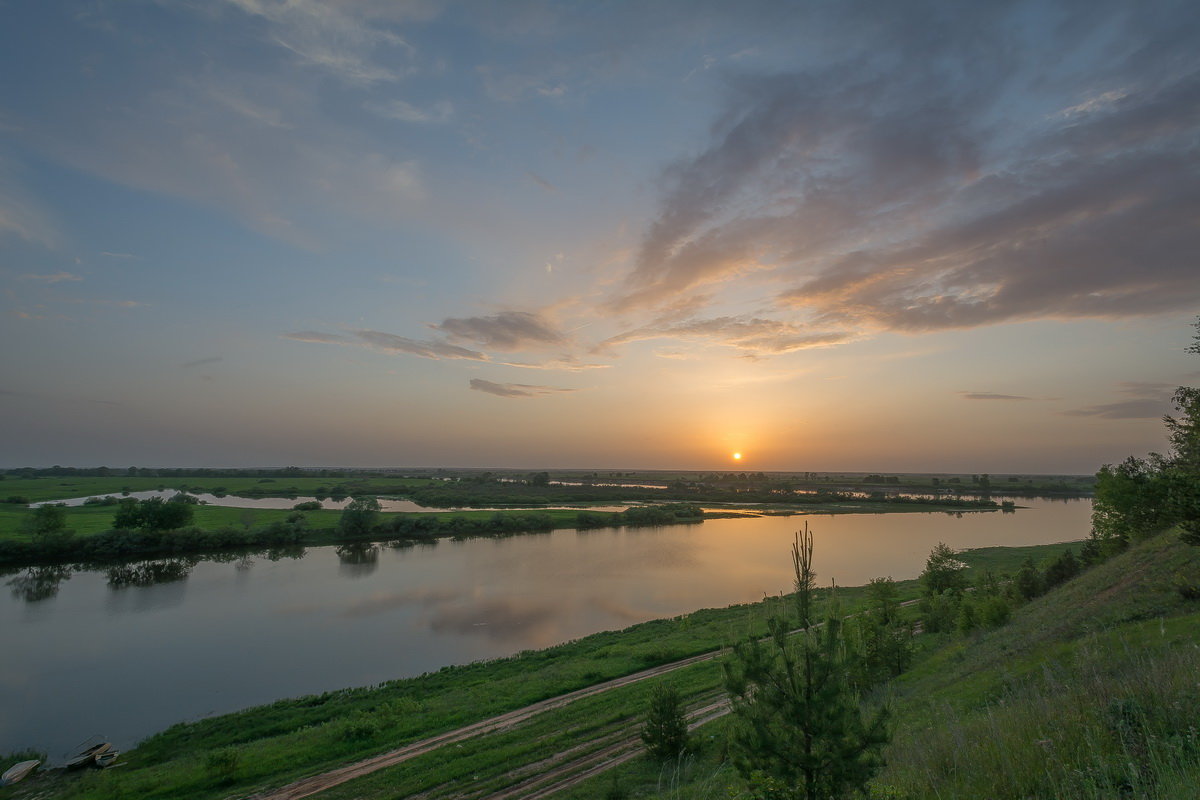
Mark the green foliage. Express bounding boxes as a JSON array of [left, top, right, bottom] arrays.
[[920, 542, 967, 596], [1166, 320, 1200, 544], [724, 527, 889, 799], [1013, 556, 1043, 601], [640, 683, 689, 761], [23, 503, 74, 547], [1092, 455, 1170, 543], [112, 496, 196, 531], [977, 594, 1011, 628], [336, 496, 381, 539], [1043, 548, 1081, 589], [919, 591, 961, 634], [865, 576, 900, 624], [204, 748, 240, 785], [848, 613, 914, 688], [1092, 316, 1200, 548]]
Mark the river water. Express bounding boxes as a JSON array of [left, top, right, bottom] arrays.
[[0, 498, 1090, 758]]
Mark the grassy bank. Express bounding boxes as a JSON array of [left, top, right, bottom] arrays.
[[0, 542, 1079, 800], [550, 530, 1200, 799], [0, 472, 1009, 567]]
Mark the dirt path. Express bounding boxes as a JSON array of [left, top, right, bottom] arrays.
[[480, 697, 733, 800], [247, 649, 726, 800], [252, 600, 923, 800]]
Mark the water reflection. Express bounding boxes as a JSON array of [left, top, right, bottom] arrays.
[[336, 544, 379, 578], [427, 597, 558, 643], [106, 558, 196, 588], [7, 566, 71, 602]]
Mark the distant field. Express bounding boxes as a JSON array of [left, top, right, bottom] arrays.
[[0, 475, 431, 504]]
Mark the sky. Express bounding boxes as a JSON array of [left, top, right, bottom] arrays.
[[1, 0, 1197, 473]]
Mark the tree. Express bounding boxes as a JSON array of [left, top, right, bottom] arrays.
[[640, 683, 689, 761], [1091, 316, 1200, 548], [1091, 455, 1170, 543], [338, 496, 381, 539], [723, 527, 889, 799], [1166, 316, 1200, 545], [920, 542, 967, 596], [23, 503, 75, 547], [1013, 556, 1043, 601], [1043, 549, 1081, 589], [112, 496, 194, 531]]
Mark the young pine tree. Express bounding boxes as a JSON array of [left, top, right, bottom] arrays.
[[723, 526, 889, 800], [640, 683, 689, 761]]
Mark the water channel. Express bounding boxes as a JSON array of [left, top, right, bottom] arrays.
[[0, 497, 1091, 757]]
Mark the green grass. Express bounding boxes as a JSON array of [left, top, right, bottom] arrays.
[[0, 475, 434, 504], [551, 531, 1200, 800]]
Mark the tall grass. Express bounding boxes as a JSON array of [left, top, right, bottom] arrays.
[[876, 616, 1200, 798]]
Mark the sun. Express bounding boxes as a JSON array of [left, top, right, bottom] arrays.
[[732, 452, 743, 461]]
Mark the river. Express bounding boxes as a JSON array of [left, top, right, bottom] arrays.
[[0, 498, 1090, 758]]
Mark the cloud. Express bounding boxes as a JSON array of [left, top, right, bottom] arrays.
[[223, 0, 413, 85], [355, 329, 488, 361], [614, 3, 1200, 337], [181, 357, 223, 369], [469, 379, 576, 398], [283, 328, 486, 361], [435, 311, 566, 351], [0, 158, 59, 247], [961, 392, 1032, 401], [526, 171, 558, 192], [283, 331, 353, 345], [20, 272, 82, 283], [366, 98, 453, 124], [599, 315, 854, 358], [1062, 382, 1176, 420], [284, 326, 607, 371], [428, 597, 558, 641]]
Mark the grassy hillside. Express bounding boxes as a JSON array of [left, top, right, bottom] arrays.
[[875, 530, 1200, 799], [554, 530, 1200, 799]]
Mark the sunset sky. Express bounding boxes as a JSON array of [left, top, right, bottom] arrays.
[[2, 0, 1197, 472]]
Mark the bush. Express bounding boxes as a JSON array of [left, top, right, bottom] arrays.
[[204, 747, 240, 785]]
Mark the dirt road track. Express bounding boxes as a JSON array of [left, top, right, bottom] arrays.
[[252, 600, 921, 800], [248, 649, 726, 800]]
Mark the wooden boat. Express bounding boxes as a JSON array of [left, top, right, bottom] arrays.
[[1, 759, 40, 786], [94, 750, 120, 769], [65, 740, 112, 769]]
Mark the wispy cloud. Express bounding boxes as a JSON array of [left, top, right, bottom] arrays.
[[366, 98, 453, 124], [282, 331, 349, 345], [181, 356, 223, 369], [0, 158, 59, 247], [1062, 382, 1176, 420], [469, 378, 577, 398], [613, 3, 1200, 340], [224, 0, 413, 85], [435, 311, 566, 351], [526, 171, 558, 192], [284, 326, 606, 372], [20, 272, 82, 283], [599, 316, 853, 358], [355, 329, 488, 361], [961, 392, 1033, 401]]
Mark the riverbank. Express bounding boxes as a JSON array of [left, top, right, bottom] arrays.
[[0, 480, 1006, 567], [0, 541, 1085, 800]]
